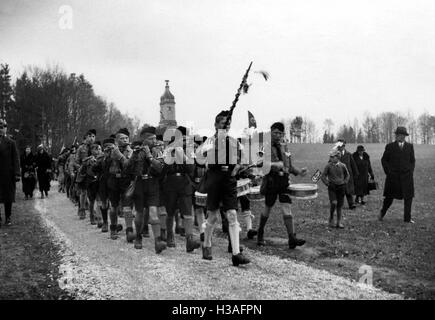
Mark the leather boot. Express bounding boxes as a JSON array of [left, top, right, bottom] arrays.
[[167, 229, 176, 247], [134, 233, 142, 249], [90, 211, 96, 225], [154, 236, 167, 254], [288, 233, 306, 249], [101, 222, 108, 233], [232, 253, 250, 267], [247, 229, 258, 239], [186, 234, 200, 253], [110, 225, 118, 240], [126, 227, 135, 243], [257, 215, 268, 246], [202, 246, 212, 260]]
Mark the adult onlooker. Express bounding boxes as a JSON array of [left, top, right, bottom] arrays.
[[0, 119, 20, 227], [379, 127, 415, 223], [352, 145, 375, 205], [335, 139, 359, 210], [35, 144, 52, 199], [20, 146, 37, 199]]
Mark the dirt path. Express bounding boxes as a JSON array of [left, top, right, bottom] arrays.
[[23, 183, 403, 300]]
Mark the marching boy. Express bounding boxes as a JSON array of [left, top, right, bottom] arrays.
[[321, 150, 350, 228]]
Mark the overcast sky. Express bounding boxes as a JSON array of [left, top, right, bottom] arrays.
[[1, 0, 434, 137]]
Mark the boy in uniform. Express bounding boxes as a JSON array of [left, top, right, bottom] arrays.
[[257, 122, 307, 249]]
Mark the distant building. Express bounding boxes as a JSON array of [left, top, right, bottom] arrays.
[[157, 80, 177, 136]]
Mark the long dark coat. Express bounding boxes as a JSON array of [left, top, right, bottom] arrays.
[[339, 150, 359, 195], [381, 141, 415, 199], [35, 151, 52, 192], [0, 135, 20, 203], [20, 152, 37, 196], [352, 151, 374, 196]]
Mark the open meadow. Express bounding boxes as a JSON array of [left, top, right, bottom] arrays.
[[237, 143, 435, 299]]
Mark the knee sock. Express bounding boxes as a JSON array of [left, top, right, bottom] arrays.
[[183, 215, 194, 236], [228, 221, 241, 255], [5, 202, 12, 219], [204, 219, 216, 248], [124, 207, 134, 229], [101, 207, 108, 223], [195, 208, 205, 233]]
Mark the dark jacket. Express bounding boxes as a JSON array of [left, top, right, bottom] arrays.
[[0, 135, 20, 203], [35, 151, 53, 192], [381, 141, 415, 199], [352, 152, 374, 196], [339, 150, 359, 195]]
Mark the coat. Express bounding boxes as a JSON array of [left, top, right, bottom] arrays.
[[339, 150, 359, 195], [381, 141, 415, 199], [0, 135, 20, 203], [352, 152, 374, 196], [35, 151, 52, 192], [20, 152, 37, 195]]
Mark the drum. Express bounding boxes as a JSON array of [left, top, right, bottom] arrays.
[[236, 178, 251, 197], [288, 183, 318, 200], [247, 186, 264, 201], [195, 191, 207, 207]]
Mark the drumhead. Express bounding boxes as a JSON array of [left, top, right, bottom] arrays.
[[249, 186, 261, 194], [195, 191, 207, 197]]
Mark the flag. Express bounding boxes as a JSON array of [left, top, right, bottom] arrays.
[[248, 110, 257, 129]]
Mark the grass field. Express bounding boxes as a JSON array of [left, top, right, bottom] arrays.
[[236, 143, 435, 299]]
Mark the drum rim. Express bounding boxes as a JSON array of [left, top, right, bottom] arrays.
[[288, 183, 318, 191]]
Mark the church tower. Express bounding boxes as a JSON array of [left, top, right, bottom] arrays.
[[159, 80, 177, 128]]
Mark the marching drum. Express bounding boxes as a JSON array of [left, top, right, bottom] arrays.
[[236, 178, 251, 197], [288, 183, 318, 200], [194, 192, 208, 207], [247, 186, 264, 201]]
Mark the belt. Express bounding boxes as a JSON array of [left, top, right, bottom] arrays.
[[168, 172, 185, 177]]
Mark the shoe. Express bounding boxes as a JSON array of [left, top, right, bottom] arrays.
[[97, 220, 103, 228], [134, 239, 143, 249], [101, 222, 108, 233], [257, 228, 266, 246], [90, 213, 96, 225], [155, 237, 167, 254], [200, 232, 204, 242], [186, 235, 200, 253], [404, 220, 415, 224], [110, 225, 118, 240], [355, 198, 361, 204], [336, 223, 344, 229], [360, 201, 366, 205], [116, 224, 123, 232], [232, 253, 250, 267], [288, 233, 305, 249], [202, 246, 212, 260], [349, 205, 356, 210], [160, 229, 167, 242], [79, 209, 86, 220], [126, 227, 135, 243], [142, 225, 150, 238], [5, 218, 11, 226], [328, 218, 335, 228], [247, 229, 258, 240], [167, 231, 176, 248]]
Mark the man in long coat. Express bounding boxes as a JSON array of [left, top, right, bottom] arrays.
[[379, 127, 415, 223], [0, 119, 20, 227], [336, 139, 359, 209]]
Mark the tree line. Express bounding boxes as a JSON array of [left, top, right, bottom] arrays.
[[0, 63, 140, 155], [281, 111, 435, 145]]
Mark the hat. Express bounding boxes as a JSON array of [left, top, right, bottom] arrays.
[[177, 126, 187, 136], [156, 134, 163, 141], [356, 145, 365, 152], [116, 128, 130, 137], [394, 126, 409, 136], [103, 138, 115, 145], [86, 129, 96, 136], [329, 149, 341, 157], [109, 134, 116, 139], [140, 126, 156, 137], [270, 122, 285, 132]]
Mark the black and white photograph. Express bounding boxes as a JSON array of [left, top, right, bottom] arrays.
[[0, 0, 434, 306]]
